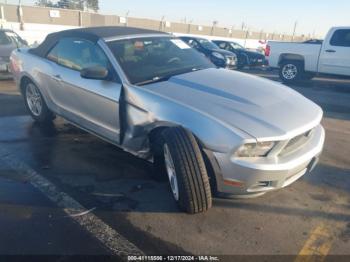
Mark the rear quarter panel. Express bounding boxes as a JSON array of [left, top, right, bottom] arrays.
[[267, 41, 322, 72], [11, 49, 57, 112]]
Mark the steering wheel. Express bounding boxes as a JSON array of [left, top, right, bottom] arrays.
[[167, 57, 181, 64]]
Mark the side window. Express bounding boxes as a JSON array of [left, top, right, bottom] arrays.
[[47, 38, 110, 71], [0, 32, 11, 45], [218, 42, 228, 50], [330, 29, 350, 47], [47, 44, 59, 63], [187, 39, 200, 49]]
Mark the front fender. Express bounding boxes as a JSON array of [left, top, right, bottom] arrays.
[[121, 84, 255, 159]]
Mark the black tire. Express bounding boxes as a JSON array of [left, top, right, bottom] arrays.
[[157, 127, 212, 214], [279, 60, 303, 84], [23, 80, 55, 124]]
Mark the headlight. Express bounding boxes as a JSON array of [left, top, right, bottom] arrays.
[[235, 142, 276, 157], [212, 52, 225, 60]]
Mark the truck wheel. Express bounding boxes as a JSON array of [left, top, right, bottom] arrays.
[[160, 127, 212, 214], [279, 61, 303, 83], [24, 81, 55, 123]]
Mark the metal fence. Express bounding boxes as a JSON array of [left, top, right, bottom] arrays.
[[0, 1, 307, 42]]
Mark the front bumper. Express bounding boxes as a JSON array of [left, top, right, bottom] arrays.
[[211, 124, 325, 197], [249, 58, 269, 68]]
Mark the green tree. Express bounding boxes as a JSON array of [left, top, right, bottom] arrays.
[[35, 0, 55, 7], [86, 0, 99, 11], [36, 0, 99, 11], [56, 0, 84, 10]]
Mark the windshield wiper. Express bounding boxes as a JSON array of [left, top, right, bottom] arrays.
[[135, 67, 207, 86], [135, 75, 172, 86]]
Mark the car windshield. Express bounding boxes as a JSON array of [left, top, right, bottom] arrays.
[[4, 31, 27, 47], [108, 37, 214, 85], [197, 38, 220, 50], [230, 42, 245, 50]]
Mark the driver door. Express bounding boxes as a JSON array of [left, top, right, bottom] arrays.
[[46, 38, 122, 143]]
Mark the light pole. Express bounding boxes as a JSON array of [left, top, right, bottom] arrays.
[[211, 20, 218, 36], [187, 19, 193, 34], [230, 25, 234, 38], [159, 15, 165, 31], [292, 21, 297, 42], [125, 10, 130, 27]]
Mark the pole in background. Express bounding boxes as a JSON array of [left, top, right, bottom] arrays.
[[0, 5, 4, 29], [18, 0, 24, 30], [292, 21, 297, 42], [187, 20, 193, 34], [125, 10, 130, 27], [211, 20, 218, 36], [159, 15, 165, 31], [0, 5, 4, 20], [230, 25, 234, 38], [244, 29, 249, 48]]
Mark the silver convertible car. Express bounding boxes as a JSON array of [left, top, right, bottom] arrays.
[[10, 27, 325, 214]]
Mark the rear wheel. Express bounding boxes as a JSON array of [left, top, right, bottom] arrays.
[[155, 127, 212, 214], [279, 60, 303, 83], [24, 81, 55, 123]]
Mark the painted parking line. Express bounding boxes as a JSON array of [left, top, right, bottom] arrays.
[[0, 148, 144, 258], [295, 223, 333, 262], [295, 198, 349, 262]]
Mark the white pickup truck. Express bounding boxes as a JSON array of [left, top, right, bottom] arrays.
[[266, 27, 350, 83]]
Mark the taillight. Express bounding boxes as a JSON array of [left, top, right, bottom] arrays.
[[265, 45, 271, 57], [10, 56, 20, 74]]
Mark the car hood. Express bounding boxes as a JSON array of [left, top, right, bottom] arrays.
[[243, 50, 265, 59], [209, 49, 235, 57], [145, 68, 322, 141]]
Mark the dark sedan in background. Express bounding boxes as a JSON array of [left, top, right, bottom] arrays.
[[180, 36, 237, 69], [0, 29, 28, 78], [213, 40, 267, 69]]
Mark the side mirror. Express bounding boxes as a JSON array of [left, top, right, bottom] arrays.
[[81, 66, 109, 80]]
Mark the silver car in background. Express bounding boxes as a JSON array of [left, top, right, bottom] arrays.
[[0, 29, 27, 78], [10, 27, 325, 214]]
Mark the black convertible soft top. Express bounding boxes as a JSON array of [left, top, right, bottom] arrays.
[[29, 26, 168, 58]]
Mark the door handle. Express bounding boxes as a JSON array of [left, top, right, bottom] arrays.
[[52, 74, 62, 82], [325, 49, 336, 53]]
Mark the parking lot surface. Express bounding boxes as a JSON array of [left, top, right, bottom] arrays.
[[0, 70, 349, 258]]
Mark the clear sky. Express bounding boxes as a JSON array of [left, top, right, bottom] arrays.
[[9, 0, 350, 37], [98, 0, 349, 37]]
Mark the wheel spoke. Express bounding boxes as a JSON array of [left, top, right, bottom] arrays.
[[26, 84, 43, 117], [164, 144, 179, 201]]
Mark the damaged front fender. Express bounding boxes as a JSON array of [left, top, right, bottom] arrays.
[[119, 84, 252, 160]]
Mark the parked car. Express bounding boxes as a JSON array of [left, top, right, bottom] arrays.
[[179, 36, 237, 69], [266, 26, 350, 83], [11, 27, 325, 214], [212, 40, 268, 69], [0, 29, 27, 78]]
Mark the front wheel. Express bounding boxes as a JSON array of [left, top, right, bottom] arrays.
[[24, 81, 55, 123], [159, 127, 212, 214], [279, 61, 303, 83]]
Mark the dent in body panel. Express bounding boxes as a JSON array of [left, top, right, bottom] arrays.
[[119, 84, 250, 160]]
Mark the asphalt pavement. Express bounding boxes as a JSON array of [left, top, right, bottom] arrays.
[[0, 70, 349, 260]]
